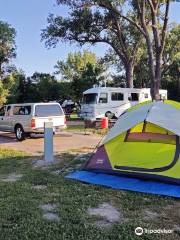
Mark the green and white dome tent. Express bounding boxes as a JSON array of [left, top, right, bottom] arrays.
[[84, 100, 180, 184]]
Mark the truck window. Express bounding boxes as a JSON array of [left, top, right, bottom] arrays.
[[83, 93, 97, 104], [0, 106, 6, 116], [35, 104, 63, 117], [99, 93, 108, 103], [13, 106, 31, 115], [111, 92, 124, 101], [6, 106, 11, 116], [129, 93, 139, 101]]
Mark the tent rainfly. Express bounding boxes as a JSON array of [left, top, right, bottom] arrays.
[[84, 100, 180, 185]]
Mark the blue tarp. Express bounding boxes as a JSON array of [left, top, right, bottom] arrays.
[[66, 171, 180, 198]]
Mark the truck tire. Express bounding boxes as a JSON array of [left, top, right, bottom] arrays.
[[15, 125, 25, 141]]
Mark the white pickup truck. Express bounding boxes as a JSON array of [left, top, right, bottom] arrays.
[[0, 102, 66, 141]]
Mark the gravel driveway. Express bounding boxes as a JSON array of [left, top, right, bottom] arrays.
[[0, 131, 102, 155]]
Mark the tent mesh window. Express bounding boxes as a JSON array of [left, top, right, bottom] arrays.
[[125, 122, 176, 145]]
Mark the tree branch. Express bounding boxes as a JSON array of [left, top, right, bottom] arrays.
[[72, 35, 128, 65], [147, 0, 155, 12], [161, 0, 170, 53], [113, 17, 128, 61], [148, 0, 161, 51], [78, 0, 146, 37], [137, 0, 156, 81]]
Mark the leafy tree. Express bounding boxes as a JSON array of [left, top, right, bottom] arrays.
[[133, 24, 180, 100], [43, 0, 175, 99], [133, 49, 151, 88], [7, 70, 28, 103], [7, 72, 73, 103], [129, 0, 171, 99], [0, 80, 8, 105], [72, 62, 105, 101], [162, 58, 180, 101], [0, 68, 20, 105], [58, 81, 73, 101], [161, 24, 180, 101], [0, 21, 16, 77], [20, 72, 60, 102], [0, 20, 16, 105], [54, 50, 106, 101], [42, 0, 144, 88], [55, 50, 98, 80]]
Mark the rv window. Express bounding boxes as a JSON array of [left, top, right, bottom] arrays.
[[129, 93, 139, 101], [99, 93, 108, 103], [111, 92, 124, 101], [83, 93, 97, 104]]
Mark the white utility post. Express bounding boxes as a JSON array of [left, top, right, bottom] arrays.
[[44, 122, 54, 163]]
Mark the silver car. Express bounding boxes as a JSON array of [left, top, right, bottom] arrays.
[[0, 102, 66, 141]]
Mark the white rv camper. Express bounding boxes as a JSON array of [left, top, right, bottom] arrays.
[[80, 87, 167, 120]]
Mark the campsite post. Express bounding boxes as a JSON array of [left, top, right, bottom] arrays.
[[44, 121, 54, 163]]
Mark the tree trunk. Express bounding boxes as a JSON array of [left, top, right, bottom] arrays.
[[145, 40, 162, 101], [143, 32, 158, 100], [151, 79, 160, 100], [126, 61, 134, 88], [135, 1, 170, 101], [150, 53, 162, 100]]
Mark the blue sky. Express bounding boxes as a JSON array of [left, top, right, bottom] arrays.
[[0, 0, 179, 76]]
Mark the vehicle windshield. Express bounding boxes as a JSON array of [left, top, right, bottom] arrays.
[[82, 93, 97, 104], [35, 104, 63, 117]]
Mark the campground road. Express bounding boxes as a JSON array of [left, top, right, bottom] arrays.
[[0, 131, 102, 156]]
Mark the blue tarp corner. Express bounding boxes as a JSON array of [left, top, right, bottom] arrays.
[[66, 171, 180, 198]]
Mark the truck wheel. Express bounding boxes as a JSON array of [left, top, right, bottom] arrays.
[[15, 125, 25, 141]]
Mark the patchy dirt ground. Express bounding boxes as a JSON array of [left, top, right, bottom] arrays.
[[42, 212, 60, 222], [0, 131, 101, 155], [39, 203, 57, 212], [31, 185, 47, 190], [1, 173, 23, 182], [88, 203, 123, 228], [39, 203, 60, 222]]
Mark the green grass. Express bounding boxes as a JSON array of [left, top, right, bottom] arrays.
[[0, 148, 179, 240], [66, 125, 108, 136]]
